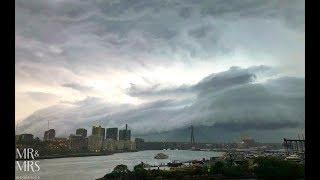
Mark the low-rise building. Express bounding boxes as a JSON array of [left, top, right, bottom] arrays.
[[15, 135, 21, 143], [135, 138, 144, 143], [103, 139, 117, 152], [103, 140, 136, 152], [126, 140, 136, 151], [238, 137, 257, 148]]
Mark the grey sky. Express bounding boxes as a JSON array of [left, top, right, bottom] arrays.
[[16, 0, 304, 142]]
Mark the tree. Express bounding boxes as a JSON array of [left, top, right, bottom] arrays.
[[113, 164, 129, 174], [133, 163, 147, 177], [213, 161, 225, 174], [253, 157, 304, 178]]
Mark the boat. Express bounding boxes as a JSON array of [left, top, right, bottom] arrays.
[[167, 160, 183, 167], [154, 153, 169, 159]]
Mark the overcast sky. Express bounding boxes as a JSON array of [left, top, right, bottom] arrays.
[[16, 0, 305, 142]]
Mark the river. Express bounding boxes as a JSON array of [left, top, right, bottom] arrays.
[[16, 150, 224, 180]]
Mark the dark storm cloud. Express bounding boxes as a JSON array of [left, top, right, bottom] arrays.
[[125, 66, 304, 134], [128, 65, 274, 97], [18, 65, 304, 140], [194, 66, 262, 94], [179, 7, 193, 19], [188, 25, 211, 39], [16, 0, 304, 142], [15, 0, 304, 66], [187, 81, 304, 135], [212, 120, 302, 131], [200, 0, 304, 25], [264, 76, 305, 97]]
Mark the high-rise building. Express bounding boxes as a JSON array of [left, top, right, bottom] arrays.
[[106, 128, 118, 140], [69, 134, 87, 151], [44, 129, 55, 141], [119, 129, 131, 141], [88, 135, 103, 152], [119, 124, 131, 141], [19, 134, 34, 143], [76, 128, 87, 138], [92, 126, 105, 140]]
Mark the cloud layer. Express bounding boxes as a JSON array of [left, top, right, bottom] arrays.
[[16, 0, 304, 142], [17, 66, 304, 142]]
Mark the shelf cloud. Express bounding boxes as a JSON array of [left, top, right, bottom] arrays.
[[17, 66, 304, 142], [16, 0, 304, 142]]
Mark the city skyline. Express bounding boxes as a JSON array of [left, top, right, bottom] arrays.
[[18, 124, 132, 140], [16, 0, 304, 142]]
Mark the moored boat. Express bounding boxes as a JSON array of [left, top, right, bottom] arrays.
[[154, 153, 169, 159]]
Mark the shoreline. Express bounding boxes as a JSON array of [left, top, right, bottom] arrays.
[[16, 149, 224, 161], [16, 150, 138, 161]]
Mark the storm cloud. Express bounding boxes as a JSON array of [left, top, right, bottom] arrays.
[[17, 66, 304, 142], [16, 0, 304, 142]]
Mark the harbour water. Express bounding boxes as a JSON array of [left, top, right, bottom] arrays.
[[16, 150, 223, 180]]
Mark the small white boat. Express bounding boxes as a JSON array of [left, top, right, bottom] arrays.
[[154, 153, 169, 159]]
